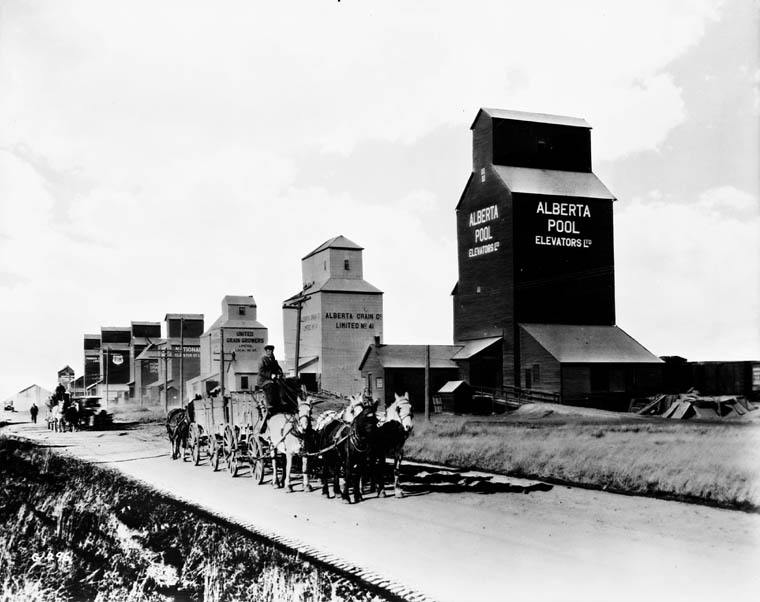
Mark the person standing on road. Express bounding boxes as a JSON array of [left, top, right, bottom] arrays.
[[257, 344, 284, 433], [29, 401, 38, 424]]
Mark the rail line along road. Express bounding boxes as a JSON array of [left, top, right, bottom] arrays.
[[2, 415, 760, 602]]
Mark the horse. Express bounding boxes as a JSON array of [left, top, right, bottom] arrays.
[[317, 399, 378, 504], [372, 392, 414, 498], [62, 399, 79, 432], [52, 402, 64, 432], [265, 395, 315, 492], [166, 407, 191, 460]]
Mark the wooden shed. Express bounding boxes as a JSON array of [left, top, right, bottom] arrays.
[[435, 380, 472, 413], [519, 323, 664, 410], [359, 344, 461, 411]]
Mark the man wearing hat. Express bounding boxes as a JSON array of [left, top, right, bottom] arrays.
[[258, 344, 284, 432]]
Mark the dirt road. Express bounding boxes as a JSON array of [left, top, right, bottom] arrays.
[[3, 413, 759, 602]]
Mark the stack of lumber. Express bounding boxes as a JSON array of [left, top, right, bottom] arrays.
[[633, 391, 758, 420]]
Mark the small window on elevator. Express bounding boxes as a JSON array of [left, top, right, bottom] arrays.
[[240, 376, 249, 390], [344, 259, 350, 270], [238, 306, 246, 316]]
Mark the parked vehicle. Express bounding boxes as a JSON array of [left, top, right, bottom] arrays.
[[71, 396, 112, 428]]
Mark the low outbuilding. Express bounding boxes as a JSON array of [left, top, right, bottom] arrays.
[[359, 343, 461, 411]]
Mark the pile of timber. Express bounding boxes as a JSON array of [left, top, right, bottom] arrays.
[[631, 391, 758, 420]]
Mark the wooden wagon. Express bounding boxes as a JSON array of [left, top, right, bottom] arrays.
[[188, 390, 271, 482]]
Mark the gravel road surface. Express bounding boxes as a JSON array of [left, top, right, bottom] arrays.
[[3, 413, 759, 602]]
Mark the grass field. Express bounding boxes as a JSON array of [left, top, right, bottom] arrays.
[[405, 404, 760, 510], [105, 400, 760, 511], [109, 404, 167, 425]]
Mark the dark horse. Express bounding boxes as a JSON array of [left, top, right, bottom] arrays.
[[166, 407, 191, 460], [317, 401, 378, 504], [371, 392, 413, 498], [62, 398, 79, 432]]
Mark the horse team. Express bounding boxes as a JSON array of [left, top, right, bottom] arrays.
[[166, 380, 414, 504], [45, 386, 80, 432]]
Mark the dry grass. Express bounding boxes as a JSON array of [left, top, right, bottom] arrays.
[[0, 437, 390, 602], [109, 404, 166, 425], [406, 406, 760, 509]]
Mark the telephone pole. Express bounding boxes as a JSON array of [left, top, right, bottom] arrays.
[[283, 282, 313, 377], [180, 317, 185, 406]]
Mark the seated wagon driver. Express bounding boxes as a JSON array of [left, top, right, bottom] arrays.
[[258, 344, 284, 432]]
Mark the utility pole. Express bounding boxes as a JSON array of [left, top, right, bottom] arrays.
[[424, 344, 430, 422], [138, 355, 143, 407], [219, 327, 225, 397], [105, 346, 110, 412], [283, 282, 313, 378], [294, 301, 303, 378], [164, 347, 169, 413], [180, 317, 185, 407]]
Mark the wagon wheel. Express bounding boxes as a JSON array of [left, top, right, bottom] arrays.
[[223, 425, 239, 477], [209, 435, 222, 472], [189, 423, 202, 466], [248, 436, 265, 484]]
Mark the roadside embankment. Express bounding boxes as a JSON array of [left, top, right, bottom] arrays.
[[0, 436, 392, 602]]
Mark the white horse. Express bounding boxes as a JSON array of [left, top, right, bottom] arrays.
[[52, 402, 64, 432], [266, 398, 315, 492], [373, 392, 414, 498]]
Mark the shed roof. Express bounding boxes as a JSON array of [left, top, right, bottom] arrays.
[[473, 108, 591, 129], [135, 343, 160, 361], [311, 278, 382, 295], [360, 345, 462, 370], [451, 337, 501, 360], [437, 380, 470, 394], [303, 235, 363, 260], [165, 313, 204, 321], [520, 324, 663, 364], [297, 356, 319, 371], [283, 278, 382, 303], [493, 166, 615, 200], [204, 316, 267, 333], [223, 295, 256, 306]]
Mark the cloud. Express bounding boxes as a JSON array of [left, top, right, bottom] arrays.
[[0, 0, 745, 400], [0, 1, 722, 160], [697, 185, 759, 221], [615, 186, 760, 360]]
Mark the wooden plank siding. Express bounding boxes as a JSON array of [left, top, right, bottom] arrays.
[[691, 361, 760, 398], [519, 326, 561, 395], [380, 367, 460, 413], [454, 167, 515, 387]]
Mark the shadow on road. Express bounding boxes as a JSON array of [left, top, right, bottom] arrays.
[[395, 464, 553, 497]]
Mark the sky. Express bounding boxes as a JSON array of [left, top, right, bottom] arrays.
[[0, 0, 758, 400]]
